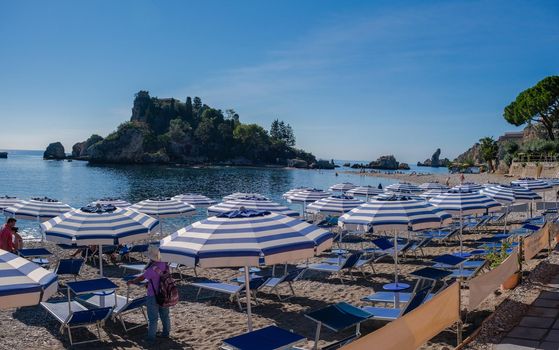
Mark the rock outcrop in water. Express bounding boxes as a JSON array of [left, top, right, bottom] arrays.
[[417, 148, 451, 167], [368, 155, 410, 170], [71, 134, 103, 160], [77, 91, 317, 166], [43, 142, 66, 160], [0, 152, 7, 159]]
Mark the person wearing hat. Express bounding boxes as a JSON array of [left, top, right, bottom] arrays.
[[127, 245, 171, 343]]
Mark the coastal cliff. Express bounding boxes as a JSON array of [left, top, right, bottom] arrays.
[[72, 91, 318, 167]]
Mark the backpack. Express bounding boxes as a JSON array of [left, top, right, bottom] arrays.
[[149, 264, 179, 307]]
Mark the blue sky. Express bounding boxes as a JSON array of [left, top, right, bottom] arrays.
[[0, 0, 558, 162]]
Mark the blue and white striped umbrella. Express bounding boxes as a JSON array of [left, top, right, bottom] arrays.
[[42, 205, 159, 276], [346, 186, 384, 199], [480, 185, 541, 204], [90, 198, 131, 208], [160, 210, 333, 268], [4, 197, 74, 222], [420, 189, 447, 199], [429, 190, 501, 216], [159, 209, 332, 331], [377, 191, 425, 200], [452, 182, 483, 192], [482, 182, 501, 188], [282, 187, 311, 199], [129, 198, 195, 218], [419, 182, 449, 191], [208, 197, 298, 217], [338, 196, 452, 232], [0, 249, 58, 309], [329, 183, 357, 192], [385, 182, 422, 194], [41, 206, 159, 245], [223, 192, 268, 201], [307, 195, 364, 216], [172, 194, 217, 208], [511, 178, 552, 192], [0, 196, 23, 210], [286, 189, 330, 203], [541, 178, 559, 188]]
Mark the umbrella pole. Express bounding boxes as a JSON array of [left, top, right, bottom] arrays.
[[394, 230, 399, 285], [459, 208, 463, 256], [99, 244, 103, 276], [158, 214, 163, 236], [244, 265, 253, 332], [504, 205, 509, 234]]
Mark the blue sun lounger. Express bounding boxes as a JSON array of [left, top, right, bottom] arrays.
[[53, 259, 84, 281], [41, 278, 117, 345], [78, 293, 147, 332], [299, 252, 363, 284], [360, 285, 431, 322], [432, 254, 485, 279], [221, 325, 306, 350], [361, 267, 450, 306], [367, 237, 411, 258], [260, 269, 305, 300], [305, 302, 373, 350], [192, 277, 267, 311], [18, 247, 52, 266]]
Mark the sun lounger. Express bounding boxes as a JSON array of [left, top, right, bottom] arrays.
[[78, 293, 147, 332], [360, 285, 431, 322], [221, 325, 306, 350], [119, 244, 148, 262], [407, 237, 433, 258], [192, 278, 267, 311], [432, 254, 485, 279], [40, 299, 113, 346], [299, 252, 363, 284], [365, 237, 411, 261], [260, 269, 304, 300], [18, 247, 52, 266], [305, 302, 373, 350], [53, 259, 84, 283]]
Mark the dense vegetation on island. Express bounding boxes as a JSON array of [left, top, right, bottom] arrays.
[[456, 76, 559, 172], [72, 91, 326, 167]]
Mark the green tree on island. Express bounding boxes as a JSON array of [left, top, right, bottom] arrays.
[[479, 136, 499, 172], [504, 76, 559, 140]]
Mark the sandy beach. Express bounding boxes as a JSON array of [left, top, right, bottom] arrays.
[[341, 170, 519, 187], [0, 212, 555, 350]]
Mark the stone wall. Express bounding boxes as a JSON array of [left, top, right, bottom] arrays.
[[508, 161, 559, 177]]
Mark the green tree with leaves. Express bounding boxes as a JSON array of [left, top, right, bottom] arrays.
[[504, 76, 559, 140], [479, 136, 499, 172]]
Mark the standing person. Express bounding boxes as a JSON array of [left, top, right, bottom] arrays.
[[0, 218, 19, 252], [127, 245, 172, 343], [445, 177, 450, 187], [459, 173, 465, 184]]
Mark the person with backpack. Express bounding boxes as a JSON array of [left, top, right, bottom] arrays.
[[127, 245, 177, 343]]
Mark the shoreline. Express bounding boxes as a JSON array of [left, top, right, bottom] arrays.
[[340, 170, 520, 186]]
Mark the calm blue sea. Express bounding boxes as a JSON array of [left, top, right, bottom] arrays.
[[0, 150, 446, 239]]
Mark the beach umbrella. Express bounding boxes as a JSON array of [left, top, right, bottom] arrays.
[[0, 196, 23, 211], [480, 184, 540, 232], [130, 198, 195, 235], [376, 192, 424, 200], [281, 187, 310, 199], [306, 195, 364, 216], [208, 197, 299, 217], [223, 192, 268, 201], [338, 195, 452, 288], [0, 249, 58, 309], [419, 182, 449, 191], [159, 209, 333, 331], [41, 204, 159, 276], [512, 178, 553, 214], [90, 198, 131, 208], [172, 194, 217, 208], [329, 182, 357, 193], [420, 189, 447, 199], [429, 190, 501, 255], [385, 182, 422, 194], [346, 186, 383, 201], [4, 197, 74, 241], [287, 189, 331, 217], [452, 182, 483, 192], [4, 197, 73, 222]]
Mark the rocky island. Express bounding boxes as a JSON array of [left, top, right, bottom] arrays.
[[417, 148, 451, 167], [350, 155, 410, 170], [43, 142, 66, 160], [47, 91, 330, 168]]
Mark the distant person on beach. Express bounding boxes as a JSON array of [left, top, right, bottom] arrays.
[[127, 245, 174, 343], [460, 174, 465, 184], [0, 218, 22, 253], [445, 177, 450, 187], [378, 183, 383, 189]]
